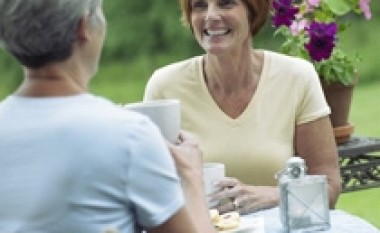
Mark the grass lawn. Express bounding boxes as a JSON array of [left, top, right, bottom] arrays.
[[336, 81, 380, 229], [338, 188, 380, 229]]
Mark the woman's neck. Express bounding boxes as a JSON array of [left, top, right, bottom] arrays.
[[203, 49, 263, 95], [15, 62, 89, 97]]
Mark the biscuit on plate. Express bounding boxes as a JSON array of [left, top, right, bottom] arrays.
[[214, 211, 240, 231], [209, 209, 220, 223]]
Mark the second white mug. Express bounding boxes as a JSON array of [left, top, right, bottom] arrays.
[[125, 99, 180, 143], [202, 162, 225, 208]]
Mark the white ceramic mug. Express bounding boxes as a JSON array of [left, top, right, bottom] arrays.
[[202, 162, 225, 208], [125, 99, 181, 143]]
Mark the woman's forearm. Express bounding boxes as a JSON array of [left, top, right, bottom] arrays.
[[182, 171, 217, 233]]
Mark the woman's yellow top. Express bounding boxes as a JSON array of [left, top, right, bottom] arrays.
[[144, 50, 330, 186]]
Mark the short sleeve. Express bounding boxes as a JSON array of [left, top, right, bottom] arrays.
[[125, 117, 184, 228], [144, 70, 165, 101], [296, 62, 331, 125]]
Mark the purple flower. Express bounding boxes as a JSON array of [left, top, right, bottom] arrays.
[[304, 21, 337, 61], [272, 0, 299, 27]]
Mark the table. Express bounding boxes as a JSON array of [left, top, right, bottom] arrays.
[[244, 207, 379, 233], [337, 136, 380, 192]]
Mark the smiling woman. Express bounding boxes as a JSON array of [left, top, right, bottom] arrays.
[[144, 0, 341, 216]]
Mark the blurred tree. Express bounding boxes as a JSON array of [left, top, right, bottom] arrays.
[[0, 51, 23, 92], [102, 1, 201, 62]]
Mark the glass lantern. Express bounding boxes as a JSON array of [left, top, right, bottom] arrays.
[[277, 157, 330, 233]]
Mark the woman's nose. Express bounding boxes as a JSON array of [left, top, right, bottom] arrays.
[[205, 5, 221, 21]]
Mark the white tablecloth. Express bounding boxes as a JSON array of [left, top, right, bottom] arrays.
[[244, 207, 379, 233]]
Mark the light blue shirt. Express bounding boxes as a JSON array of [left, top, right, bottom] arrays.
[[0, 94, 184, 233]]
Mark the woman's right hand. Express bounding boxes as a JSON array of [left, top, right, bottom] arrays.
[[167, 130, 203, 182], [210, 177, 279, 214]]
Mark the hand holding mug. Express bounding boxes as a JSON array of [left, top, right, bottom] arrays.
[[125, 99, 180, 143], [210, 177, 279, 214], [202, 162, 225, 208]]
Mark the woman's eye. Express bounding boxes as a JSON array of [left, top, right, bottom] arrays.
[[218, 0, 237, 8], [192, 0, 207, 9]]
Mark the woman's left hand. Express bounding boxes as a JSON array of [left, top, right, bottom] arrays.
[[210, 177, 279, 214]]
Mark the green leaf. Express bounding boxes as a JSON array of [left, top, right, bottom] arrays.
[[324, 0, 351, 16]]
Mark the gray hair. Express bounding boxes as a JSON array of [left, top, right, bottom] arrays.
[[0, 0, 102, 68]]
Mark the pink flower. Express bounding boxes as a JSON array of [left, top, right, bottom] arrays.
[[359, 0, 372, 20], [290, 19, 309, 35], [307, 0, 321, 7], [303, 0, 319, 14]]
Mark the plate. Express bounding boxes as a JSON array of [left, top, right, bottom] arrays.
[[218, 216, 265, 233]]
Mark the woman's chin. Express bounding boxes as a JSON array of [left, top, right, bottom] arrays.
[[204, 46, 231, 55]]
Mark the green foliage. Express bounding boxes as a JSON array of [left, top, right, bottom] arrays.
[[0, 51, 23, 95], [91, 53, 193, 103], [316, 48, 360, 85], [325, 0, 352, 16], [102, 1, 200, 62]]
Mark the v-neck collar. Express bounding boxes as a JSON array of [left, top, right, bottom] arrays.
[[197, 51, 269, 125]]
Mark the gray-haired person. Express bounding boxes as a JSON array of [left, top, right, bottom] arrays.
[[0, 1, 216, 232]]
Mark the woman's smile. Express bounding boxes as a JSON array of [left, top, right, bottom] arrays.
[[204, 28, 231, 37]]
